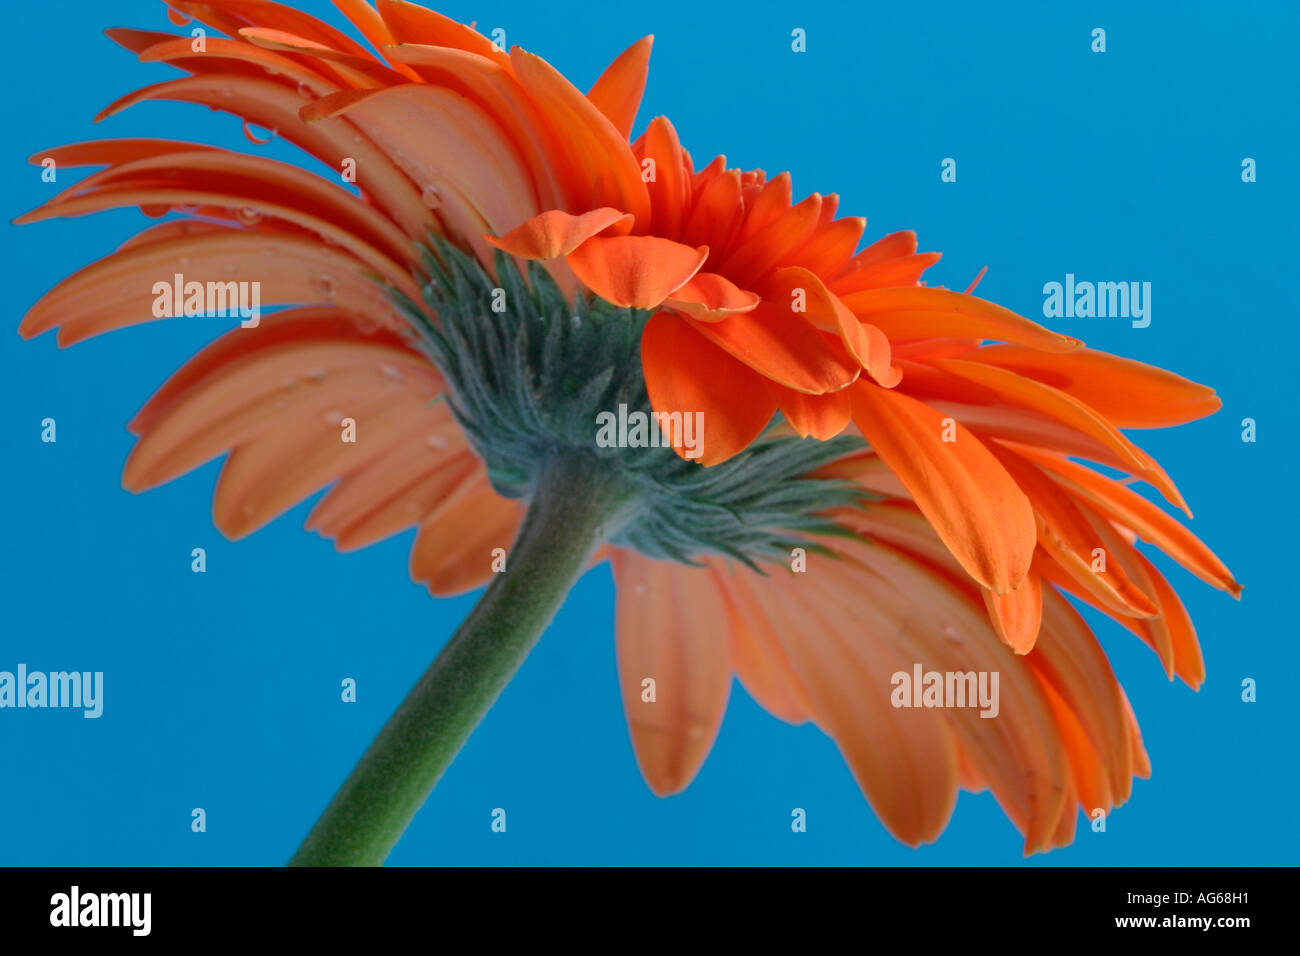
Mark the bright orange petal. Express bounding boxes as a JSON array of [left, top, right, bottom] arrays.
[[636, 115, 688, 239], [663, 271, 759, 322], [586, 36, 654, 140], [765, 382, 853, 439], [967, 344, 1222, 429], [640, 311, 776, 465], [982, 571, 1043, 654], [840, 287, 1082, 354], [486, 207, 634, 260], [761, 266, 901, 387], [849, 382, 1036, 593], [1017, 447, 1241, 597], [565, 235, 706, 309], [686, 298, 861, 395]]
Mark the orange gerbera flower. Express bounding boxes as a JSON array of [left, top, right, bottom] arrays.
[[19, 0, 1239, 863]]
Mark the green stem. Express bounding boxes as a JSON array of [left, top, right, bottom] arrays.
[[289, 454, 631, 866]]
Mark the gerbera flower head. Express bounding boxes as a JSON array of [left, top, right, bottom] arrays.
[[18, 0, 1240, 857]]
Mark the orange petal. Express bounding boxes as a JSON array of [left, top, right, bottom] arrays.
[[1019, 447, 1240, 598], [982, 571, 1043, 654], [765, 383, 852, 439], [713, 566, 814, 724], [849, 382, 1036, 593], [301, 82, 543, 257], [309, 450, 478, 552], [486, 207, 634, 260], [170, 0, 376, 59], [92, 74, 437, 243], [236, 26, 407, 86], [840, 286, 1082, 354], [785, 215, 866, 277], [833, 229, 918, 279], [640, 311, 776, 465], [762, 266, 901, 387], [1133, 552, 1206, 689], [332, 0, 424, 82], [509, 47, 651, 226], [566, 235, 706, 309], [409, 470, 526, 596], [636, 115, 688, 239], [685, 295, 861, 395], [931, 357, 1190, 515], [720, 192, 822, 286], [20, 229, 404, 346], [375, 0, 510, 66], [20, 146, 420, 277], [681, 167, 742, 261], [988, 443, 1161, 620], [586, 36, 654, 140], [831, 252, 943, 294], [663, 271, 759, 322], [962, 344, 1222, 428], [753, 555, 970, 846], [610, 550, 732, 795]]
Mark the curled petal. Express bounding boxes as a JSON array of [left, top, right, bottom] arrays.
[[762, 266, 901, 387], [566, 235, 706, 309], [765, 383, 853, 439], [664, 271, 759, 322], [687, 300, 861, 396], [486, 207, 634, 260]]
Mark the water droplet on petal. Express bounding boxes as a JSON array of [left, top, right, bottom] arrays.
[[379, 363, 404, 382], [241, 120, 275, 144], [302, 368, 328, 384], [420, 184, 443, 209], [235, 205, 262, 226], [295, 80, 316, 99], [279, 378, 298, 392], [167, 8, 192, 26], [219, 86, 234, 98], [324, 409, 345, 426], [426, 435, 448, 450], [178, 256, 191, 266], [943, 625, 962, 644], [311, 275, 336, 301], [633, 582, 648, 596], [140, 203, 171, 218], [222, 263, 239, 275]]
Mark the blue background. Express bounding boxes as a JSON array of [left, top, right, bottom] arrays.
[[2, 0, 1296, 865]]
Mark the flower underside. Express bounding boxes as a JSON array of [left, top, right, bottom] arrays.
[[394, 239, 869, 568]]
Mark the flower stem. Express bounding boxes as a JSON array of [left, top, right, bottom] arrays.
[[289, 453, 631, 866]]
